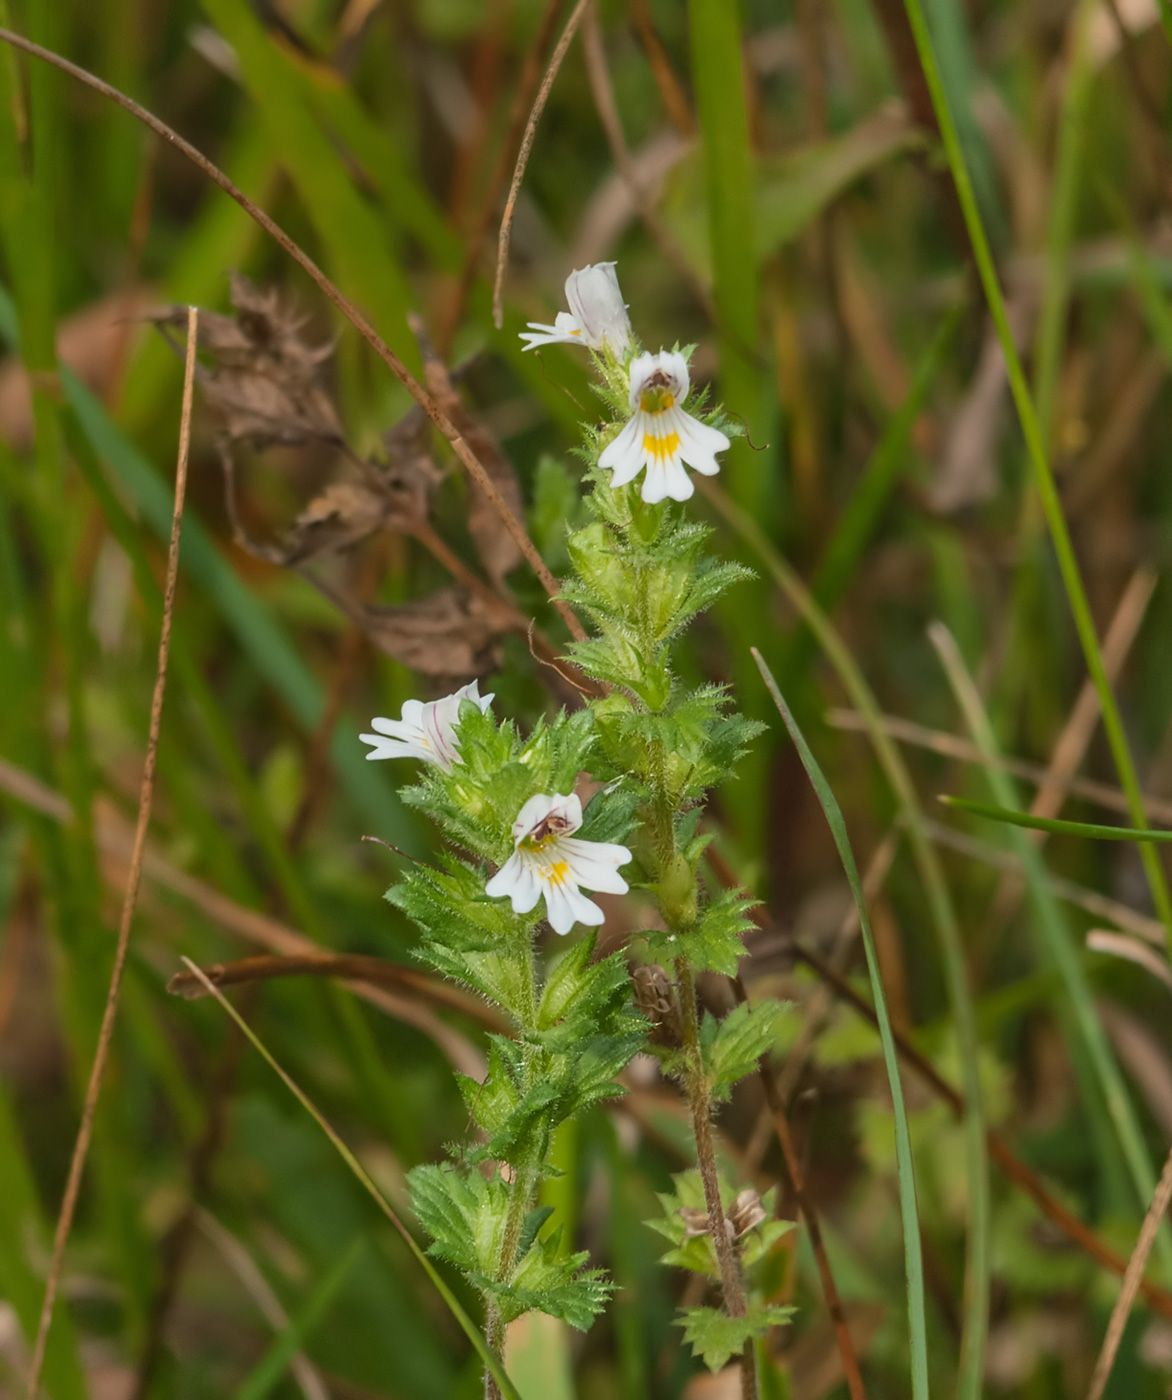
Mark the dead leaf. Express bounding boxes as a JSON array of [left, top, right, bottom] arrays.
[[281, 481, 393, 563], [152, 272, 342, 446], [931, 295, 1033, 513], [360, 586, 503, 677]]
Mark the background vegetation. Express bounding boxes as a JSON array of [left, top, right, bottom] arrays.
[[4, 0, 1172, 1395]]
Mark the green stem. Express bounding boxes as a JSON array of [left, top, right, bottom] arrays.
[[899, 0, 1172, 948], [485, 940, 544, 1400]]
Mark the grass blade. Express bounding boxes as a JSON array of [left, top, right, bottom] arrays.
[[687, 0, 764, 515], [706, 483, 987, 1395], [899, 0, 1172, 947], [198, 0, 417, 369], [751, 651, 930, 1400], [180, 958, 525, 1400], [928, 622, 1172, 1275], [234, 1237, 364, 1400], [942, 797, 1172, 843]]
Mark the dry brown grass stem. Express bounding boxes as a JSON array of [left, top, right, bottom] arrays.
[[580, 5, 716, 325], [491, 0, 592, 329], [0, 25, 586, 645], [1086, 931, 1172, 995], [0, 752, 488, 1075], [26, 307, 198, 1400], [733, 973, 868, 1400], [826, 704, 1172, 827], [167, 953, 506, 1028], [437, 0, 567, 355], [1086, 1142, 1172, 1400]]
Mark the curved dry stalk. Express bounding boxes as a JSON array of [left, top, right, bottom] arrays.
[[166, 952, 506, 1028], [1087, 1142, 1172, 1400], [491, 0, 592, 327], [734, 972, 867, 1400], [26, 307, 198, 1400], [0, 25, 586, 645], [437, 0, 568, 355], [580, 5, 715, 323], [1086, 931, 1172, 995]]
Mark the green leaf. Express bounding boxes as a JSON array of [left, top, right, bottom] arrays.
[[497, 1232, 613, 1330], [942, 796, 1172, 843], [408, 1163, 511, 1278], [646, 887, 758, 977], [703, 1001, 786, 1100], [677, 1303, 795, 1373]]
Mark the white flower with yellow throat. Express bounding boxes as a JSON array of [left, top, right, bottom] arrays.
[[599, 350, 730, 504], [485, 792, 631, 935]]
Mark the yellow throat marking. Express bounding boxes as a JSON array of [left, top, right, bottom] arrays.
[[547, 860, 571, 886], [643, 430, 680, 461]]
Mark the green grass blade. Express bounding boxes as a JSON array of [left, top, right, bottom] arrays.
[[899, 0, 1172, 947], [942, 797, 1172, 843], [708, 485, 987, 1395], [687, 0, 764, 516], [181, 958, 525, 1400], [751, 652, 930, 1400], [234, 1237, 364, 1400], [198, 0, 418, 370], [1030, 0, 1094, 444], [928, 622, 1172, 1274]]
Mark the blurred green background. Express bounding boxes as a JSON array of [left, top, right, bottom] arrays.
[[4, 0, 1172, 1395]]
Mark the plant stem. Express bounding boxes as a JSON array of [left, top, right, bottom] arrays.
[[675, 954, 757, 1400], [485, 939, 544, 1400]]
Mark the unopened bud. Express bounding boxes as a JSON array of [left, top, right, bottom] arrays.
[[564, 263, 631, 354], [658, 852, 697, 928]]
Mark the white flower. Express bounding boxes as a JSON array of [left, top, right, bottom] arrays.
[[360, 681, 493, 772], [519, 263, 632, 354], [484, 792, 631, 935], [598, 350, 730, 504]]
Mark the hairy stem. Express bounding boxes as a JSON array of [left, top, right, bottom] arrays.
[[485, 940, 544, 1400], [675, 954, 757, 1400]]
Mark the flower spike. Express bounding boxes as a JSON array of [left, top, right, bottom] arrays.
[[360, 680, 493, 771], [485, 792, 631, 935], [520, 263, 632, 355], [599, 351, 730, 504]]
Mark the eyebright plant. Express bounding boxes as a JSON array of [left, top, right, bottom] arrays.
[[364, 264, 788, 1395]]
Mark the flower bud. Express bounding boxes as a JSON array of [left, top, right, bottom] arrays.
[[564, 263, 631, 354], [658, 851, 697, 928]]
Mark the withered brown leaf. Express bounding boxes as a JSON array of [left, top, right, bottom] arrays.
[[152, 272, 342, 447], [359, 586, 502, 677]]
